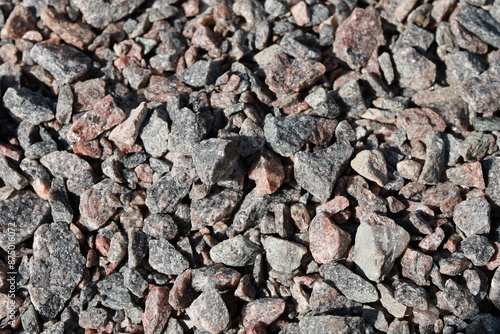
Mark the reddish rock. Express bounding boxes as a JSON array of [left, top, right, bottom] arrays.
[[1, 5, 37, 39], [317, 196, 350, 217], [446, 162, 485, 189], [396, 108, 446, 141], [0, 143, 22, 162], [265, 53, 326, 95], [309, 213, 351, 264], [418, 227, 445, 253], [434, 252, 472, 276], [145, 75, 192, 103], [108, 102, 148, 150], [401, 248, 434, 286], [444, 234, 462, 253], [333, 7, 386, 70], [142, 286, 172, 334], [486, 242, 500, 271], [73, 140, 102, 159], [41, 7, 96, 50], [73, 78, 106, 112], [377, 0, 418, 24], [461, 71, 500, 114], [290, 203, 311, 232], [248, 150, 284, 195], [67, 95, 126, 142], [191, 264, 242, 291], [242, 298, 286, 332], [291, 2, 310, 27], [169, 269, 195, 310], [422, 182, 462, 217]]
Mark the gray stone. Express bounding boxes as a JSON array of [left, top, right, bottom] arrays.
[[393, 47, 436, 91], [489, 267, 500, 309], [393, 24, 435, 52], [21, 305, 41, 333], [0, 191, 50, 252], [146, 173, 190, 214], [143, 214, 178, 240], [354, 213, 410, 283], [294, 140, 353, 202], [190, 188, 242, 230], [486, 158, 500, 208], [28, 223, 85, 319], [299, 315, 366, 334], [192, 138, 239, 185], [0, 156, 28, 190], [97, 273, 134, 310], [305, 88, 341, 119], [3, 87, 54, 125], [149, 239, 190, 275], [179, 60, 219, 87], [191, 264, 241, 291], [140, 108, 170, 158], [419, 131, 445, 185], [460, 235, 494, 266], [127, 227, 148, 268], [122, 267, 148, 298], [48, 177, 74, 223], [393, 280, 428, 310], [262, 236, 307, 273], [442, 279, 479, 320], [78, 307, 108, 329], [210, 235, 263, 267], [350, 150, 388, 187], [320, 262, 379, 303], [377, 283, 407, 318], [186, 289, 230, 334], [30, 43, 92, 83], [457, 7, 500, 48], [56, 84, 73, 124], [473, 117, 500, 132], [168, 107, 208, 155], [453, 197, 490, 237], [73, 0, 146, 28], [333, 80, 367, 119], [444, 51, 486, 87], [461, 71, 500, 114]]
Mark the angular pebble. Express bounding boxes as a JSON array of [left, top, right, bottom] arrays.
[[73, 0, 146, 28], [28, 223, 85, 319], [178, 60, 219, 87], [108, 102, 148, 149], [453, 197, 490, 237], [320, 262, 379, 303], [350, 150, 388, 187], [393, 47, 436, 91], [396, 108, 446, 141], [30, 43, 92, 83], [3, 87, 54, 125], [210, 235, 263, 267], [400, 248, 433, 286], [299, 315, 366, 334], [309, 214, 351, 264], [148, 239, 190, 275], [140, 108, 170, 158], [248, 149, 284, 195], [242, 298, 285, 331], [146, 173, 190, 214], [461, 235, 495, 266], [143, 286, 172, 334], [192, 138, 239, 185], [294, 140, 353, 202], [186, 289, 230, 334], [446, 161, 485, 189], [262, 236, 307, 273], [354, 213, 410, 282]]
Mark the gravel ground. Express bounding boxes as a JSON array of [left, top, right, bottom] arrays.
[[0, 0, 500, 333]]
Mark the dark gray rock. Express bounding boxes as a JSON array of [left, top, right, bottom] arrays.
[[0, 156, 28, 190], [192, 138, 239, 185], [460, 235, 494, 266], [473, 117, 500, 132], [294, 140, 353, 202], [191, 188, 242, 230], [56, 84, 73, 124], [168, 107, 208, 155], [309, 281, 361, 316], [127, 227, 148, 268], [40, 151, 96, 195], [122, 267, 148, 298], [97, 273, 134, 310], [444, 51, 486, 87], [320, 262, 379, 303], [143, 214, 178, 240], [140, 109, 170, 158], [442, 279, 479, 320], [299, 315, 366, 334], [486, 158, 500, 207], [393, 280, 429, 310], [28, 223, 85, 319], [453, 197, 490, 237], [149, 239, 190, 275], [459, 133, 496, 162], [48, 177, 74, 223], [490, 267, 500, 309], [333, 80, 367, 119], [3, 87, 55, 125], [210, 235, 263, 267], [262, 236, 307, 273], [457, 7, 500, 48], [393, 24, 434, 52], [263, 114, 319, 157], [73, 0, 146, 28], [78, 307, 108, 329], [0, 191, 50, 252], [461, 71, 500, 114], [146, 173, 190, 214], [179, 60, 219, 87], [30, 43, 92, 83], [21, 305, 41, 334], [419, 131, 445, 185]]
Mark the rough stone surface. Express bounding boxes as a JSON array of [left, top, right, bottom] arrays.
[[142, 286, 172, 334], [248, 149, 284, 195], [30, 43, 92, 83], [242, 298, 285, 331], [192, 138, 239, 185], [309, 214, 351, 264], [446, 162, 485, 189], [3, 87, 55, 125], [73, 0, 147, 28], [396, 108, 446, 141], [453, 197, 490, 237], [350, 150, 388, 186], [354, 213, 410, 283], [149, 239, 190, 275], [210, 235, 263, 267], [393, 47, 436, 91], [186, 289, 230, 334], [262, 236, 307, 273], [333, 7, 385, 70], [400, 248, 433, 286], [28, 223, 85, 319], [299, 315, 366, 334], [294, 140, 353, 202], [461, 235, 495, 266]]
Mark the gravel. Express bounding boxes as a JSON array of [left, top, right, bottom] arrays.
[[1, 0, 500, 332]]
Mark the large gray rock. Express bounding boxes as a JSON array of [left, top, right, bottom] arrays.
[[73, 0, 146, 28], [354, 213, 410, 282], [28, 223, 85, 319]]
